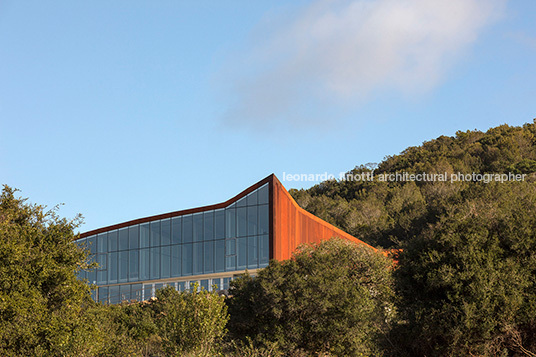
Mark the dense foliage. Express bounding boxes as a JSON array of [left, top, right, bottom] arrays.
[[227, 238, 395, 356], [291, 121, 536, 248]]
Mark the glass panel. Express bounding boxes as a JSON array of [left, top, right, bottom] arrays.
[[223, 277, 232, 290], [98, 287, 108, 304], [258, 205, 269, 234], [237, 237, 247, 269], [97, 253, 107, 270], [226, 239, 236, 255], [129, 250, 139, 281], [177, 281, 186, 292], [204, 211, 214, 241], [247, 206, 258, 236], [140, 248, 150, 281], [140, 223, 150, 248], [143, 284, 153, 300], [119, 228, 129, 250], [161, 245, 171, 279], [119, 251, 129, 283], [107, 231, 118, 252], [97, 233, 107, 253], [129, 225, 139, 250], [131, 283, 143, 301], [258, 184, 269, 204], [172, 217, 182, 244], [155, 283, 164, 294], [193, 242, 203, 275], [215, 209, 225, 239], [171, 245, 181, 277], [236, 196, 247, 207], [77, 268, 86, 281], [150, 247, 160, 280], [150, 221, 161, 247], [204, 241, 214, 274], [193, 213, 203, 242], [182, 243, 193, 275], [225, 208, 236, 238], [87, 267, 96, 285], [212, 278, 221, 290], [200, 279, 209, 291], [237, 207, 247, 237], [226, 255, 236, 271], [247, 190, 258, 206], [260, 234, 269, 265], [182, 215, 193, 243], [161, 219, 171, 246], [109, 285, 120, 305], [248, 236, 258, 269], [97, 270, 107, 285], [120, 284, 131, 302], [108, 252, 118, 284], [88, 235, 97, 254], [215, 240, 225, 273]]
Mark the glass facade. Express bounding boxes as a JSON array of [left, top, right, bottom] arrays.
[[76, 183, 270, 303]]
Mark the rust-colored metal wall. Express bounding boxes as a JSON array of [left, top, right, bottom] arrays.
[[271, 175, 376, 261]]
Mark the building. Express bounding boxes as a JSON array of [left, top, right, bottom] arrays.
[[76, 174, 374, 303]]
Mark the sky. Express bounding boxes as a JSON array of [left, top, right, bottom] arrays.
[[1, 0, 535, 233]]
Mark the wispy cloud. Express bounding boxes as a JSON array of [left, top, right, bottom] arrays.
[[221, 0, 506, 130]]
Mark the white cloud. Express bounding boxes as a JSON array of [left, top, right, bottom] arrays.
[[222, 0, 506, 129]]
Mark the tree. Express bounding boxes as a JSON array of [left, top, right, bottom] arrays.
[[227, 238, 395, 356], [0, 185, 98, 356], [394, 182, 536, 356]]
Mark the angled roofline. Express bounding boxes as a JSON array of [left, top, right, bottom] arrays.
[[80, 174, 275, 238]]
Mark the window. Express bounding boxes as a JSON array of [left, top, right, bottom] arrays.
[[98, 287, 108, 304], [172, 217, 181, 244], [193, 242, 203, 275], [193, 213, 203, 242], [129, 250, 139, 281], [182, 243, 193, 275], [247, 190, 258, 206], [119, 228, 129, 250], [161, 219, 171, 246], [182, 215, 193, 243], [247, 206, 258, 236], [150, 221, 161, 247], [258, 205, 269, 234], [215, 240, 225, 273], [119, 251, 128, 283], [107, 231, 118, 252], [204, 211, 214, 240], [109, 285, 120, 305], [88, 235, 97, 254], [150, 247, 160, 280], [215, 209, 225, 239], [258, 184, 269, 204], [97, 233, 107, 253], [129, 225, 139, 249], [260, 234, 269, 266], [204, 241, 214, 274], [140, 224, 150, 248], [131, 284, 143, 301], [108, 252, 118, 283], [161, 245, 171, 279], [237, 237, 247, 269], [248, 236, 258, 269], [171, 245, 181, 277], [225, 208, 235, 238], [237, 207, 247, 237], [120, 284, 131, 302], [140, 248, 150, 280]]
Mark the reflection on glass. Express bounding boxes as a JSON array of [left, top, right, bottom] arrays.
[[237, 238, 247, 269], [129, 250, 139, 281], [129, 225, 139, 250], [150, 221, 161, 247], [182, 215, 193, 243], [140, 224, 150, 248], [150, 247, 160, 280], [258, 205, 269, 234], [193, 214, 203, 242], [204, 241, 214, 274], [140, 248, 150, 281], [237, 207, 247, 237], [182, 243, 193, 275], [248, 236, 258, 269], [204, 211, 214, 241], [247, 190, 258, 206], [193, 242, 203, 275], [97, 233, 107, 253], [215, 210, 225, 239], [161, 219, 171, 246], [258, 184, 269, 204], [119, 228, 129, 251], [247, 206, 257, 236], [172, 217, 182, 244], [226, 208, 235, 238], [108, 252, 118, 283], [161, 245, 171, 279], [215, 240, 225, 273], [171, 245, 181, 277], [107, 231, 117, 252]]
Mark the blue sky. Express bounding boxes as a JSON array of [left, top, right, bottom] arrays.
[[1, 0, 535, 233]]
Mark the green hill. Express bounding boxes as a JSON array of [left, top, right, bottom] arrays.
[[290, 120, 536, 248]]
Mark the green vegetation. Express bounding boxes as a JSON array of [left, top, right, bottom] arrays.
[[2, 121, 536, 356], [227, 238, 394, 356]]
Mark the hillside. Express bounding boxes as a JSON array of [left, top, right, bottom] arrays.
[[290, 120, 536, 248]]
